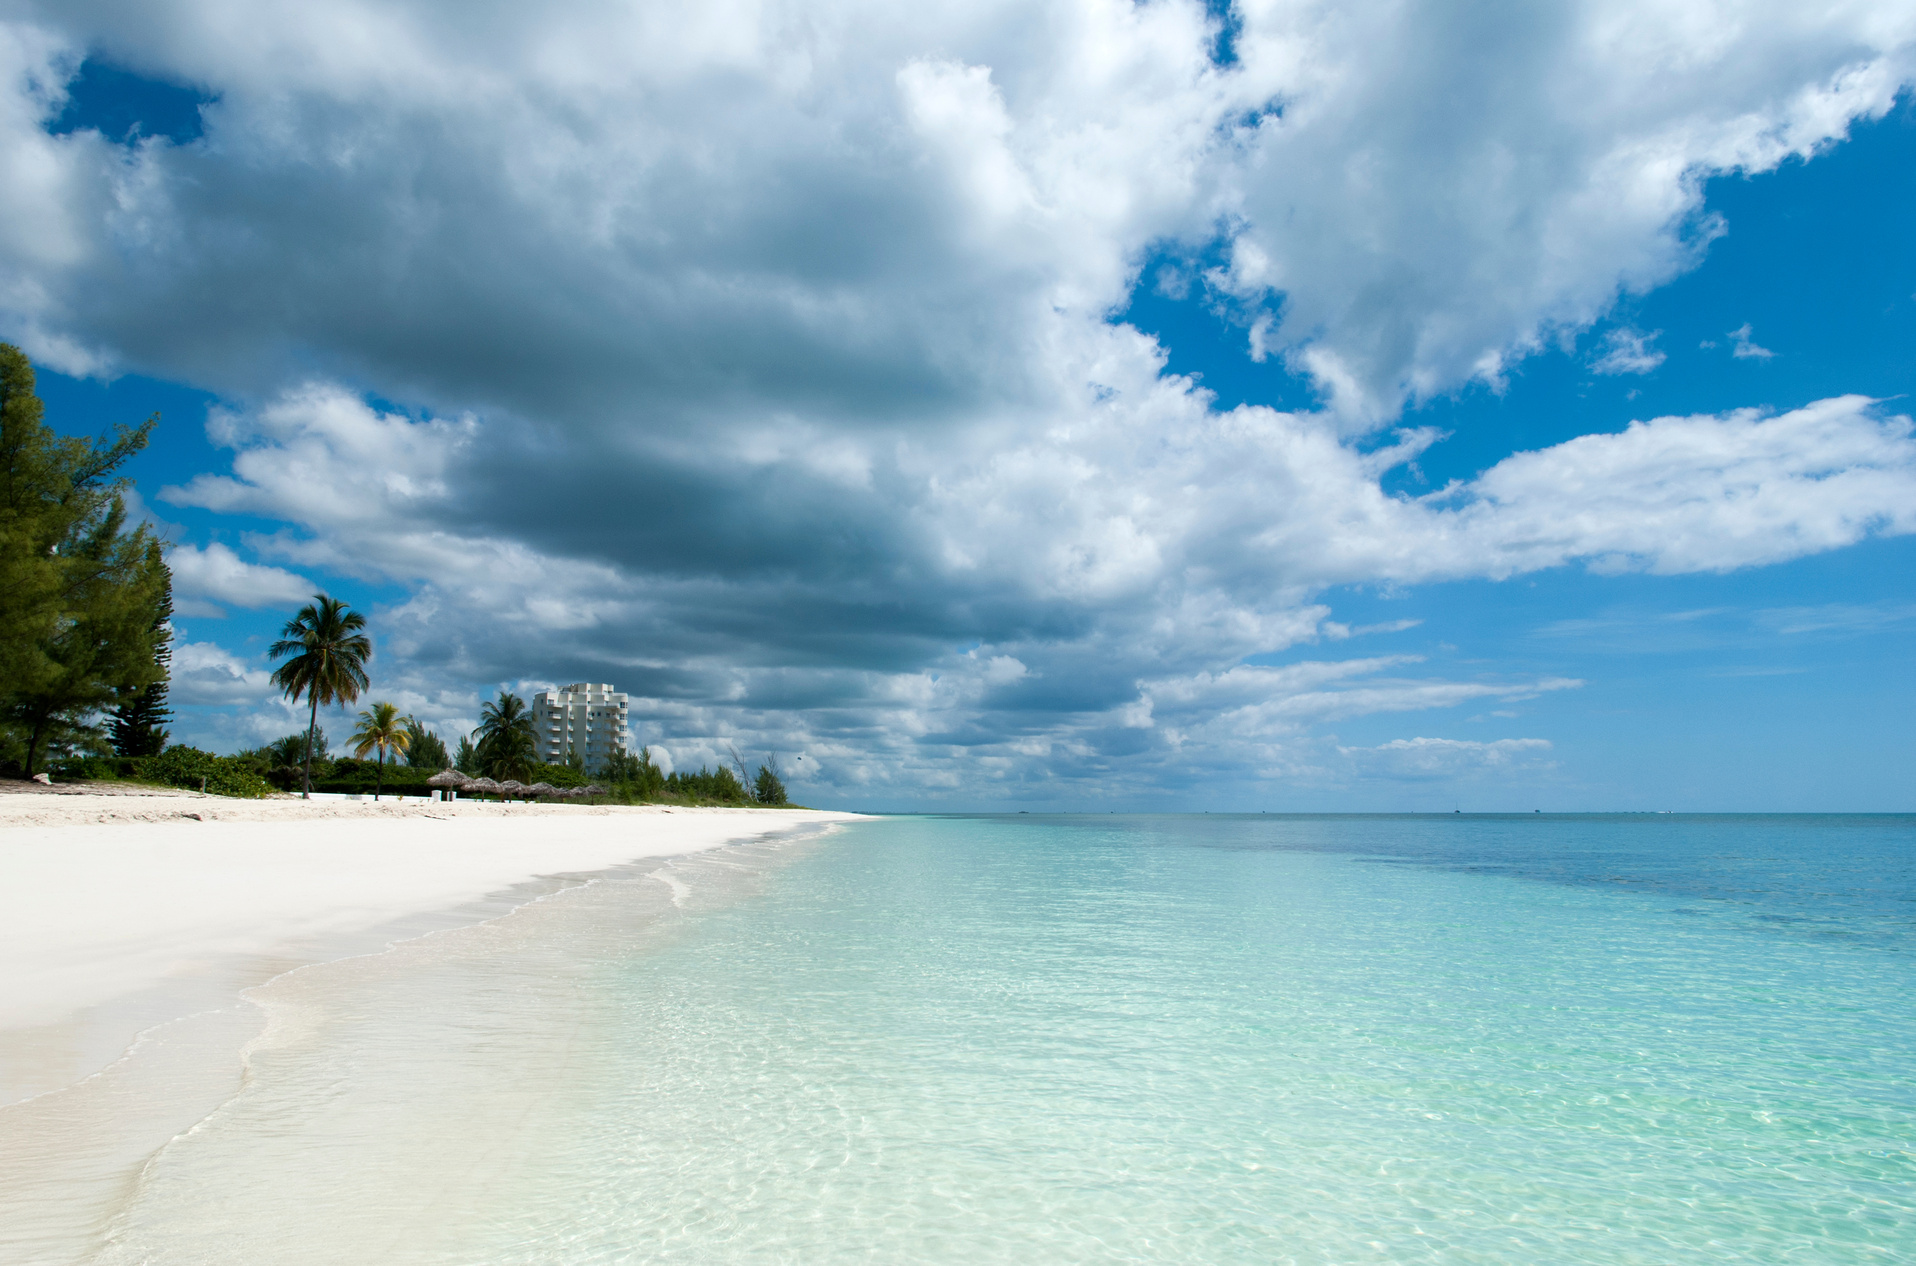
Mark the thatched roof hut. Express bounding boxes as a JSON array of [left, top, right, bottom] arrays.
[[426, 768, 466, 789]]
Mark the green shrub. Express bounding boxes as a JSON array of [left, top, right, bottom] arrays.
[[311, 761, 433, 795], [44, 754, 144, 781], [136, 745, 274, 798]]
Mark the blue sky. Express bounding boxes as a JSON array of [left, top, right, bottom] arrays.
[[8, 1, 1915, 810]]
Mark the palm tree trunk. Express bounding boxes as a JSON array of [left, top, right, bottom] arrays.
[[375, 744, 384, 801], [303, 691, 319, 800]]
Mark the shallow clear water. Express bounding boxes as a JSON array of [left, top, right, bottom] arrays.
[[91, 815, 1916, 1263]]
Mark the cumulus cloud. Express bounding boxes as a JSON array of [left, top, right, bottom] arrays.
[[166, 541, 314, 617], [169, 640, 275, 707], [1208, 1, 1911, 422], [0, 1, 1911, 798], [2, 1, 1905, 419], [1424, 397, 1916, 577], [133, 372, 1916, 800]]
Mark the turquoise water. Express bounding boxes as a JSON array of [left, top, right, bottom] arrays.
[[95, 815, 1916, 1263]]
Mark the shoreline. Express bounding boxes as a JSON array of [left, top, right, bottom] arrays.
[[0, 791, 865, 1264], [0, 792, 867, 1102]]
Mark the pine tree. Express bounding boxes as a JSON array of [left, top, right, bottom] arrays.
[[0, 344, 168, 777], [402, 716, 449, 769], [110, 571, 174, 757], [754, 755, 787, 805]]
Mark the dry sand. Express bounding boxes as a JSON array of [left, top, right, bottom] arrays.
[[0, 787, 865, 1100], [0, 786, 866, 1263]]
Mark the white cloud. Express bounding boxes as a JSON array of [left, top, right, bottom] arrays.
[[1131, 660, 1581, 737], [0, 1, 1903, 421], [1338, 737, 1556, 781], [1425, 396, 1916, 577], [1320, 618, 1422, 640], [2, 2, 1913, 796], [169, 640, 275, 707], [166, 541, 315, 617], [145, 376, 1916, 791], [1728, 322, 1776, 359], [1755, 601, 1916, 636], [1591, 327, 1666, 375], [1204, 1, 1912, 421]]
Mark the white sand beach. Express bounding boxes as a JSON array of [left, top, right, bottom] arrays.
[[0, 788, 862, 1092], [0, 787, 863, 1264]]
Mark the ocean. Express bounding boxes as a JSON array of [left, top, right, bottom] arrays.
[[87, 814, 1916, 1263]]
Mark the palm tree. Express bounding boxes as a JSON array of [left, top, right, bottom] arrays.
[[268, 595, 371, 798], [475, 690, 536, 782], [350, 701, 411, 801], [263, 729, 325, 791]]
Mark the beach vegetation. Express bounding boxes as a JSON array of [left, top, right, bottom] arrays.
[[268, 594, 372, 799], [231, 730, 332, 791], [590, 753, 752, 806], [474, 690, 536, 781], [598, 747, 661, 796], [754, 755, 788, 806], [454, 733, 481, 774], [573, 746, 798, 807], [672, 765, 749, 802], [137, 744, 274, 798], [403, 717, 449, 769], [108, 570, 175, 757], [0, 344, 171, 779], [349, 700, 410, 800], [270, 727, 329, 767]]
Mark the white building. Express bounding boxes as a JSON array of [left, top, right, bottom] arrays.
[[531, 683, 630, 770]]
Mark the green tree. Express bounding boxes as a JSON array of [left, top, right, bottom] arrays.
[[350, 701, 410, 801], [253, 729, 327, 790], [403, 716, 449, 769], [454, 733, 480, 775], [268, 595, 371, 798], [268, 728, 327, 767], [110, 570, 174, 757], [754, 755, 787, 806], [0, 344, 168, 776], [474, 691, 535, 782]]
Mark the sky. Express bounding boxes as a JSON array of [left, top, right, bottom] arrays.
[[3, 0, 1913, 812]]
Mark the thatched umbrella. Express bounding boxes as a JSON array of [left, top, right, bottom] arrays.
[[528, 782, 558, 798], [466, 776, 501, 798], [426, 767, 466, 802], [497, 779, 527, 799], [562, 786, 586, 798], [582, 784, 607, 797]]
